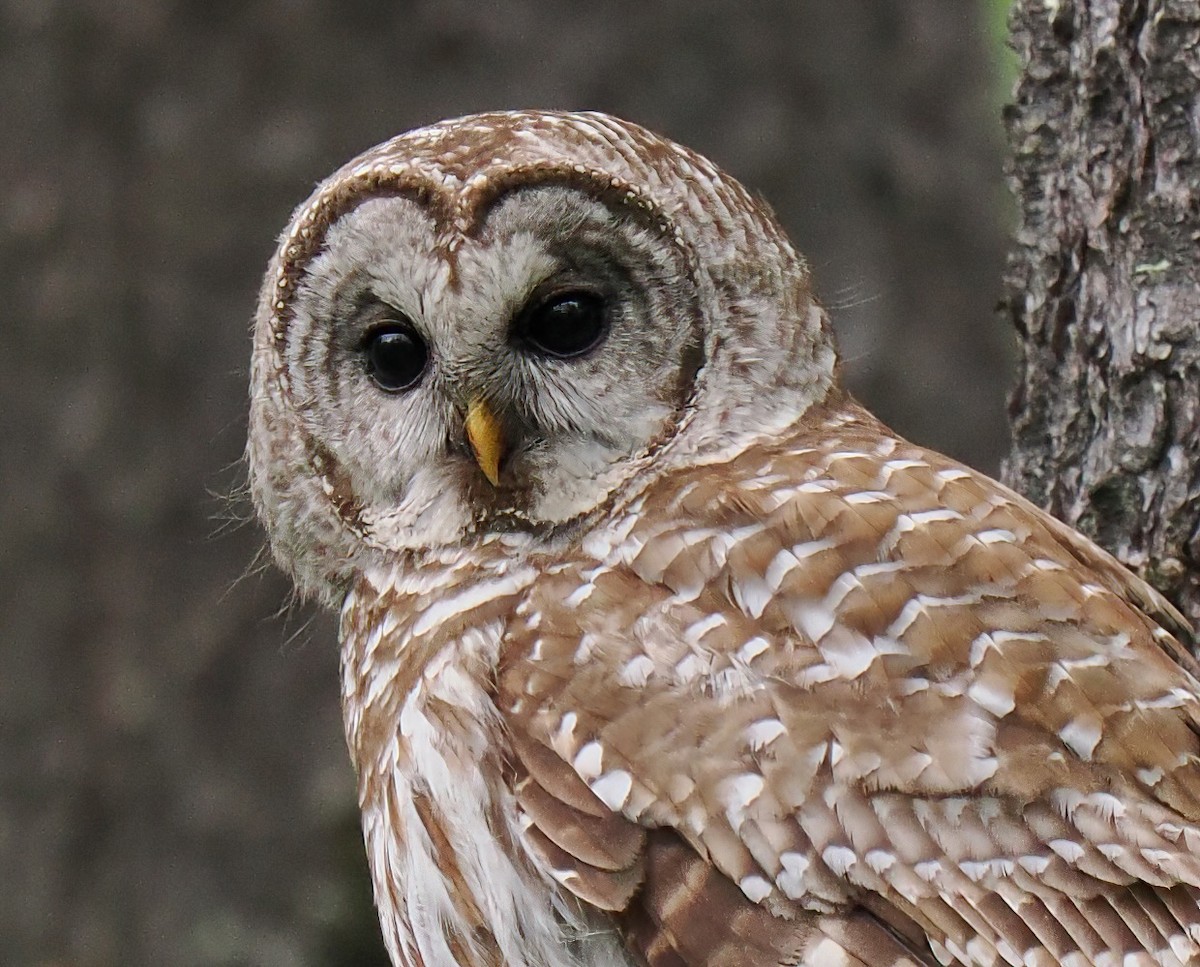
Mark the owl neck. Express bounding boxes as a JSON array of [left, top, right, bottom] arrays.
[[338, 559, 628, 967]]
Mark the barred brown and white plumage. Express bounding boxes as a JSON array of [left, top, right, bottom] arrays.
[[248, 110, 1200, 966]]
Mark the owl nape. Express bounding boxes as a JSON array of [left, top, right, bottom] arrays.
[[250, 112, 1200, 967]]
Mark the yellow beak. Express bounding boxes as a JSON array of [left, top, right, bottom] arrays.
[[464, 399, 505, 486]]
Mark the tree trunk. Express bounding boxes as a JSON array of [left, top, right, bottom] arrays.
[[1003, 0, 1200, 629]]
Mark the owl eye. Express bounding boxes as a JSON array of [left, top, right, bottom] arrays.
[[362, 322, 428, 392], [517, 290, 609, 359]]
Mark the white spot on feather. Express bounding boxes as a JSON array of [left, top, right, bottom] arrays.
[[887, 592, 983, 638], [745, 718, 786, 751], [617, 654, 655, 688], [881, 458, 928, 478], [817, 626, 878, 679], [1138, 766, 1165, 786], [823, 572, 862, 612], [776, 851, 810, 898], [1018, 854, 1051, 875], [736, 635, 770, 663], [960, 858, 1014, 881], [589, 770, 633, 812], [553, 712, 577, 750], [881, 508, 964, 553], [968, 678, 1016, 718], [410, 572, 532, 637], [822, 846, 857, 876], [805, 937, 853, 966], [738, 875, 773, 902], [707, 665, 762, 702], [911, 508, 966, 525], [573, 741, 603, 780], [853, 559, 909, 579], [1049, 839, 1085, 863], [844, 490, 891, 505], [572, 632, 600, 665], [733, 574, 774, 619], [1084, 791, 1126, 821], [674, 652, 708, 684], [684, 613, 727, 643], [798, 479, 838, 494], [1137, 688, 1196, 710], [764, 550, 797, 593], [1059, 717, 1102, 760], [563, 582, 595, 608], [914, 860, 942, 882], [720, 772, 765, 830], [789, 600, 837, 642]]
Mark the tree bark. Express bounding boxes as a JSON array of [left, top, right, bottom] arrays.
[[1003, 0, 1200, 628]]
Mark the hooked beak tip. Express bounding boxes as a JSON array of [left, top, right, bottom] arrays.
[[464, 399, 505, 486]]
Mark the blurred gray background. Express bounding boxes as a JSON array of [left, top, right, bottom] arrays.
[[1, 2, 1012, 965]]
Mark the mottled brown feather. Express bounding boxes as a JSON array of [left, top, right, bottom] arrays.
[[494, 399, 1200, 965]]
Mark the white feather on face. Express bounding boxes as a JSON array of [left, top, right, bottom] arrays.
[[290, 184, 703, 537]]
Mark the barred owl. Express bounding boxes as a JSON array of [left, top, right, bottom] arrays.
[[248, 111, 1200, 967]]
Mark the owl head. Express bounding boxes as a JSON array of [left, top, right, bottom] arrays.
[[249, 111, 838, 603]]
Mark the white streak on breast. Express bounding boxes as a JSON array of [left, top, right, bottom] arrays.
[[411, 573, 532, 638]]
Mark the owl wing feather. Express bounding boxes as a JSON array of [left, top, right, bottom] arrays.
[[498, 401, 1200, 966]]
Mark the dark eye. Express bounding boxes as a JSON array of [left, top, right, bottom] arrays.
[[362, 322, 428, 391], [517, 290, 608, 359]]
